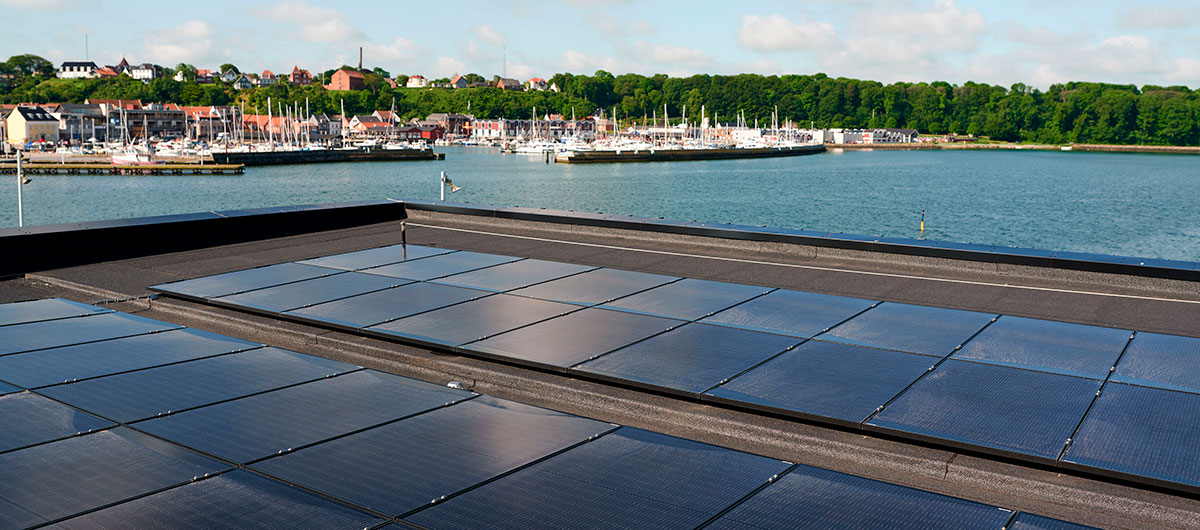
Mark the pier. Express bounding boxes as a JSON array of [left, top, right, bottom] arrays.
[[0, 162, 244, 175], [555, 144, 825, 163], [212, 148, 443, 166]]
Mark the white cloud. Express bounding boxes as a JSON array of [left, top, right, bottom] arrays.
[[472, 25, 507, 46], [585, 12, 653, 36], [647, 43, 714, 68], [254, 1, 363, 43], [853, 0, 985, 52], [1118, 6, 1200, 30], [558, 49, 626, 73], [737, 14, 837, 52], [435, 56, 467, 77], [141, 20, 215, 65], [1004, 24, 1089, 47]]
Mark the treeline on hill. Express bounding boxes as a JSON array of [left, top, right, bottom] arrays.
[[2, 54, 1198, 145]]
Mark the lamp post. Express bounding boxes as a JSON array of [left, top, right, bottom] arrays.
[[16, 148, 25, 227]]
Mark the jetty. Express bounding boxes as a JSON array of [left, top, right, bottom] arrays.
[[555, 144, 825, 163], [211, 148, 443, 166], [0, 162, 244, 175]]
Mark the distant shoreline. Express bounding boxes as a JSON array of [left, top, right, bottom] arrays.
[[828, 142, 1200, 154]]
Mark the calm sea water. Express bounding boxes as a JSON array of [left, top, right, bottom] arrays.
[[5, 146, 1200, 261]]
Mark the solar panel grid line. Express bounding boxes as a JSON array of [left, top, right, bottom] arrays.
[[506, 273, 687, 308], [560, 319, 687, 370], [295, 244, 458, 272], [0, 298, 113, 328], [27, 344, 268, 390], [392, 424, 623, 520], [150, 262, 348, 300], [0, 312, 186, 358], [818, 302, 999, 358], [861, 316, 1003, 425], [35, 467, 242, 529], [448, 305, 589, 346], [0, 392, 116, 456], [1055, 330, 1139, 462], [692, 463, 802, 530], [361, 254, 528, 282], [695, 339, 806, 396], [498, 265, 602, 294], [215, 274, 416, 313]]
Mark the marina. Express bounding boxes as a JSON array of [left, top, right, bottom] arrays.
[[0, 162, 243, 175], [555, 144, 826, 163]]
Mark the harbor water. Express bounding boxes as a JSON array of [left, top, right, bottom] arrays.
[[5, 146, 1200, 261]]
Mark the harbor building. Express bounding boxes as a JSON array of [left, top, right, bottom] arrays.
[[5, 105, 60, 147], [49, 103, 107, 142]]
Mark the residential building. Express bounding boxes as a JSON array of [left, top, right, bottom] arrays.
[[416, 125, 444, 141], [232, 75, 254, 90], [325, 69, 364, 91], [384, 77, 397, 89], [525, 77, 548, 91], [6, 106, 60, 146], [496, 77, 522, 90], [194, 69, 214, 83], [288, 66, 312, 86], [372, 110, 398, 124], [130, 63, 161, 82], [348, 114, 388, 133], [113, 58, 131, 75], [220, 70, 239, 83], [305, 113, 341, 142], [94, 66, 119, 79], [58, 61, 98, 79], [258, 70, 277, 86], [107, 103, 187, 140], [425, 113, 473, 136], [449, 75, 467, 89], [87, 99, 144, 115], [549, 82, 560, 92], [49, 103, 107, 142], [405, 75, 427, 88]]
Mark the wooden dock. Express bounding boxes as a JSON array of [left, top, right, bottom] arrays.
[[555, 144, 826, 163], [0, 163, 245, 175]]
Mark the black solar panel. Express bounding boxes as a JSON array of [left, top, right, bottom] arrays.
[[286, 282, 489, 328], [0, 312, 182, 357], [0, 428, 227, 529], [402, 427, 790, 529], [508, 268, 680, 306], [151, 262, 343, 299], [576, 322, 801, 392], [296, 244, 453, 271], [0, 392, 113, 453], [819, 302, 996, 357], [251, 396, 612, 516], [1009, 512, 1099, 530], [0, 328, 260, 389], [40, 347, 358, 423], [703, 463, 1015, 530], [432, 259, 595, 292], [952, 316, 1131, 379], [1063, 382, 1200, 488], [362, 251, 521, 281], [1111, 332, 1200, 394], [700, 289, 877, 338], [0, 298, 108, 327], [466, 308, 682, 367], [868, 360, 1101, 460], [369, 294, 577, 347], [50, 470, 383, 529], [0, 382, 19, 396], [137, 370, 474, 463], [213, 272, 409, 312], [601, 278, 772, 320], [706, 339, 935, 424]]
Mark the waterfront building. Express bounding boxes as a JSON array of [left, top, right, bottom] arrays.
[[305, 113, 341, 141], [325, 69, 364, 91], [372, 110, 398, 124], [257, 70, 276, 86], [425, 113, 473, 136], [49, 103, 107, 142], [6, 106, 60, 147], [525, 77, 548, 91], [406, 75, 427, 88], [107, 104, 187, 141], [449, 75, 467, 89], [58, 61, 98, 79], [288, 66, 312, 86], [496, 77, 522, 90]]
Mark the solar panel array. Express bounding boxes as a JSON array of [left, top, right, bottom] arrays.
[[0, 299, 1089, 529], [152, 243, 1200, 495]]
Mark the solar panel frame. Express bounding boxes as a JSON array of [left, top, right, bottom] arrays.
[[429, 258, 596, 292], [368, 294, 579, 347], [1111, 332, 1200, 394], [699, 289, 879, 339], [39, 347, 360, 423], [0, 312, 183, 357], [135, 370, 475, 463], [212, 272, 411, 313], [295, 244, 454, 271], [0, 381, 20, 396], [867, 360, 1102, 462], [361, 251, 522, 281], [575, 322, 802, 394], [507, 268, 681, 306], [0, 298, 110, 327], [285, 282, 492, 329], [0, 392, 115, 454], [818, 302, 997, 357], [599, 278, 774, 321], [951, 315, 1132, 379], [705, 339, 937, 425], [0, 328, 261, 389], [150, 262, 344, 300], [1008, 512, 1100, 530]]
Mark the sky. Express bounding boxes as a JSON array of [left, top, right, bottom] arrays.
[[4, 0, 1200, 89]]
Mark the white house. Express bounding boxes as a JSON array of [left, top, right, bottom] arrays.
[[58, 61, 98, 79], [406, 75, 427, 88]]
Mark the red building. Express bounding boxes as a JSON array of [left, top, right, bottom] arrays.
[[288, 66, 312, 86], [324, 69, 364, 91]]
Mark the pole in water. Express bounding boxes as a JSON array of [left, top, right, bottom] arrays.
[[920, 209, 925, 237], [16, 150, 24, 228], [440, 171, 446, 201]]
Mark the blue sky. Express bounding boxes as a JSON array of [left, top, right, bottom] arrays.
[[4, 0, 1200, 88]]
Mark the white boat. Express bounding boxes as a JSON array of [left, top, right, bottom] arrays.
[[111, 151, 165, 165]]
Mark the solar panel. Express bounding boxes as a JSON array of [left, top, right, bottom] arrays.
[[1008, 512, 1100, 530], [700, 289, 877, 338], [137, 370, 474, 463], [819, 302, 996, 357], [0, 428, 227, 529], [1062, 382, 1200, 489], [0, 382, 19, 396], [466, 308, 682, 368], [50, 470, 384, 529], [0, 298, 109, 327], [868, 360, 1101, 460], [40, 347, 358, 423], [362, 251, 521, 281], [0, 312, 183, 357], [431, 259, 595, 292], [402, 427, 790, 529], [151, 262, 343, 299], [369, 294, 577, 347], [0, 392, 113, 453], [0, 328, 260, 389], [286, 282, 489, 328], [296, 244, 453, 271], [600, 278, 772, 321], [703, 463, 1015, 530], [251, 396, 612, 516], [706, 340, 935, 424], [576, 322, 801, 393], [508, 268, 680, 306], [1111, 332, 1200, 394], [952, 316, 1131, 379], [213, 272, 409, 312]]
